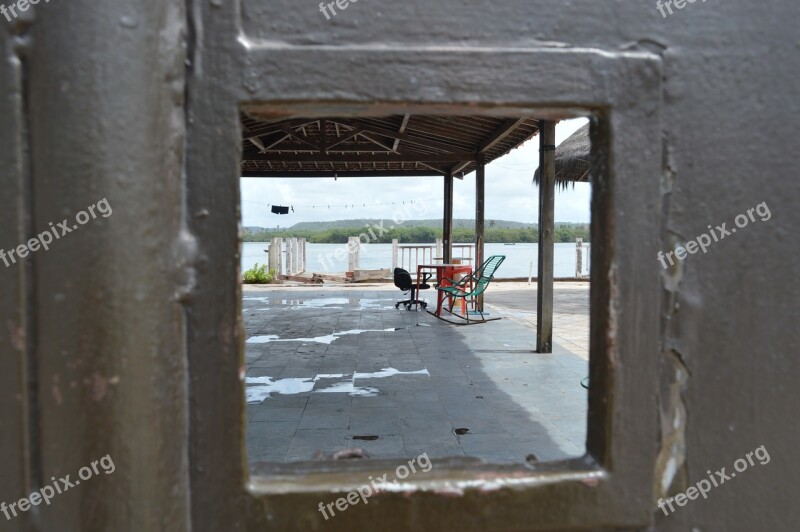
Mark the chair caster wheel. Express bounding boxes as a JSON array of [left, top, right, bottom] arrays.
[[395, 303, 401, 309]]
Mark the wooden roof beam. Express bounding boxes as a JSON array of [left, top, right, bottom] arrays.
[[280, 127, 322, 150], [336, 119, 467, 154], [241, 170, 442, 178], [449, 118, 528, 175], [479, 117, 527, 153], [360, 132, 397, 153], [244, 152, 475, 163], [242, 119, 317, 140], [393, 114, 410, 151]]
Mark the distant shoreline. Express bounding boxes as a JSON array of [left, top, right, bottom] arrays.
[[243, 223, 589, 245]]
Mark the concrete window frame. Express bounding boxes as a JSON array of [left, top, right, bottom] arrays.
[[186, 43, 663, 529]]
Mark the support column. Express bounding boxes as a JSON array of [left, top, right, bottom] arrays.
[[269, 237, 283, 275], [537, 120, 556, 353], [392, 239, 399, 269], [348, 236, 360, 272], [23, 2, 191, 529], [443, 172, 454, 263], [285, 238, 294, 275], [292, 239, 296, 275], [475, 155, 486, 311], [299, 237, 306, 273]]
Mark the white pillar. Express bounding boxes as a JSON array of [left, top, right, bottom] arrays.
[[299, 238, 306, 273], [285, 238, 293, 275], [576, 238, 583, 278], [435, 238, 443, 262], [292, 238, 299, 274], [347, 236, 360, 272], [392, 239, 399, 270], [269, 237, 283, 275]]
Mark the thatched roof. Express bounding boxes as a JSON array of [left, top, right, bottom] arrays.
[[533, 123, 590, 190]]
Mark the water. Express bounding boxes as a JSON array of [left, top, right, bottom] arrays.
[[242, 242, 590, 278], [245, 367, 431, 403]]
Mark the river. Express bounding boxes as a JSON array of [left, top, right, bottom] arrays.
[[243, 242, 590, 278]]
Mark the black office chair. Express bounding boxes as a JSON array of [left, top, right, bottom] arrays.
[[393, 268, 431, 310]]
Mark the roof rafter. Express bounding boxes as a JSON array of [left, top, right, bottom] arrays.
[[246, 152, 475, 163], [335, 118, 467, 154], [451, 117, 528, 175]]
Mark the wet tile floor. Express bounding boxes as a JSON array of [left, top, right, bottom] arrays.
[[245, 287, 588, 465]]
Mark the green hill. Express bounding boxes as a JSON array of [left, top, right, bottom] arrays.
[[243, 219, 589, 244]]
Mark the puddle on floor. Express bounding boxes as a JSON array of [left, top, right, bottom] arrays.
[[247, 328, 402, 345], [314, 381, 380, 396], [242, 297, 400, 311], [354, 368, 430, 379], [245, 367, 430, 403]]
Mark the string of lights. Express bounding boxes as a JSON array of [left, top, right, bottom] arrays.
[[242, 199, 437, 211]]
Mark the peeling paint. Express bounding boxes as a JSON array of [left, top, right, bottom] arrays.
[[246, 328, 401, 345], [6, 321, 24, 351], [242, 297, 396, 311], [654, 350, 689, 502], [92, 373, 109, 401], [245, 367, 430, 403]]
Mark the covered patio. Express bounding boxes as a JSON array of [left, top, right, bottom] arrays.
[[241, 110, 568, 352], [240, 111, 592, 467]]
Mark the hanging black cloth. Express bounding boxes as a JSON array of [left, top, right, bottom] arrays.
[[271, 205, 290, 215]]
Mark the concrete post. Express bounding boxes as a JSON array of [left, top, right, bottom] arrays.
[[285, 238, 293, 275], [299, 238, 306, 273], [576, 238, 583, 278], [435, 238, 443, 262], [291, 237, 297, 275], [392, 239, 399, 270], [269, 237, 283, 275], [348, 236, 360, 272], [292, 238, 299, 274]]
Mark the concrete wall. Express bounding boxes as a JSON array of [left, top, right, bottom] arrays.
[[237, 4, 800, 529], [1, 0, 797, 531]]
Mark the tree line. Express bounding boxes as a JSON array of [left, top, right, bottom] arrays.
[[243, 224, 590, 244]]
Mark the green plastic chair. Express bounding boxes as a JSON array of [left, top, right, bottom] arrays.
[[436, 255, 506, 324]]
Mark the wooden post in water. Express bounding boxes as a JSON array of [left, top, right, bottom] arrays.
[[537, 120, 556, 353]]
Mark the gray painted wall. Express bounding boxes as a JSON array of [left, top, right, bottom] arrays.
[[1, 0, 797, 530]]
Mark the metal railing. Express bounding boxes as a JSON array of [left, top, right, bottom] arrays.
[[392, 239, 475, 275]]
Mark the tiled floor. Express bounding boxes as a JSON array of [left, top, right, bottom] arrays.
[[485, 282, 591, 360], [244, 285, 589, 465]]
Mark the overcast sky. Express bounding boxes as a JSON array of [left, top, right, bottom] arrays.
[[241, 118, 590, 228]]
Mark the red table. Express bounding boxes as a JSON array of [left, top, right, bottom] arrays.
[[416, 263, 474, 316]]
